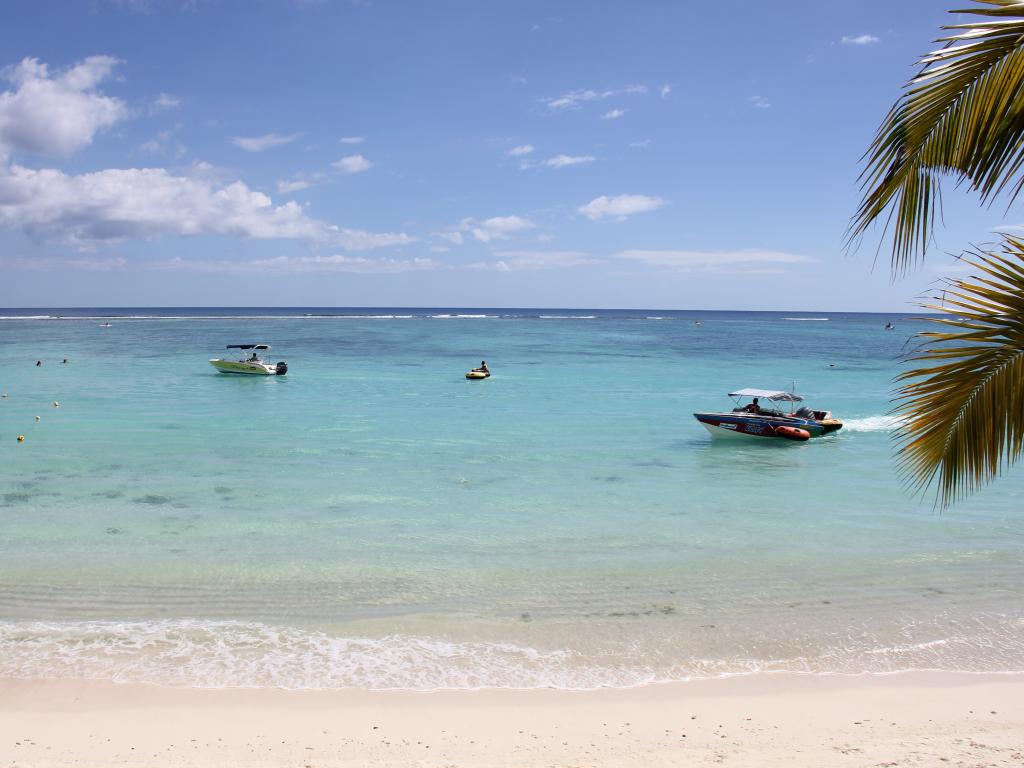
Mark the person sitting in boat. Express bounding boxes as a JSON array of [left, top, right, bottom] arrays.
[[472, 360, 489, 373], [743, 397, 762, 414], [249, 352, 259, 362]]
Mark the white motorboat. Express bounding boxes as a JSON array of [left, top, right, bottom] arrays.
[[209, 344, 288, 376], [694, 388, 842, 441]]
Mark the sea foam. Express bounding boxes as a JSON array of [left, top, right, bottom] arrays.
[[841, 415, 903, 432], [2, 618, 1022, 691], [0, 620, 639, 691]]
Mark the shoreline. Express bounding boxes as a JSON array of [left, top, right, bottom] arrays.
[[2, 672, 1022, 766]]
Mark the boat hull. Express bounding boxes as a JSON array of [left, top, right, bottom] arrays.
[[818, 418, 843, 434], [694, 412, 825, 439], [209, 359, 280, 375]]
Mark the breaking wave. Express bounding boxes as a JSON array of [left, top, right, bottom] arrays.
[[0, 620, 640, 691], [1, 618, 1022, 691], [431, 314, 498, 319]]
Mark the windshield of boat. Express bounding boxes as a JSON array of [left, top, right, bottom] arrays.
[[729, 395, 794, 416]]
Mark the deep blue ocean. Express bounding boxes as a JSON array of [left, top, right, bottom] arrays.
[[1, 308, 1022, 689]]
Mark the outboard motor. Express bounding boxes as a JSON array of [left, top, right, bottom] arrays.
[[275, 361, 288, 375]]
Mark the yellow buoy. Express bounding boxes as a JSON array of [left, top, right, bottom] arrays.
[[17, 435, 25, 442], [35, 415, 41, 422]]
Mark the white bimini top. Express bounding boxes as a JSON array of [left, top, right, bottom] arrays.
[[727, 388, 803, 403]]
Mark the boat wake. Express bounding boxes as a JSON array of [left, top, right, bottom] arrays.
[[841, 415, 903, 432]]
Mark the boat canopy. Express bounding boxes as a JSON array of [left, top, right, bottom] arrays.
[[728, 388, 803, 403], [226, 344, 270, 350]]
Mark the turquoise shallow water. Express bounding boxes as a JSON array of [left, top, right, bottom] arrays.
[[1, 308, 1022, 689]]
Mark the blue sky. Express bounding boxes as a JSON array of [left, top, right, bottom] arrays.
[[0, 0, 1009, 310]]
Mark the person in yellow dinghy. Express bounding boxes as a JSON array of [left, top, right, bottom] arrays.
[[466, 360, 490, 379]]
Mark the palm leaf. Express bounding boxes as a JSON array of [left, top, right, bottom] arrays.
[[895, 234, 1024, 505], [850, 0, 1024, 274]]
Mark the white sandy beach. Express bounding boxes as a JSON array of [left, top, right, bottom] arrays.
[[1, 673, 1022, 767]]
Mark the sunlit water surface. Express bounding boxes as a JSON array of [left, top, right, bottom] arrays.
[[1, 308, 1022, 689]]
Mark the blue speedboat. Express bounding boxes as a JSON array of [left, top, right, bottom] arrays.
[[694, 388, 843, 441]]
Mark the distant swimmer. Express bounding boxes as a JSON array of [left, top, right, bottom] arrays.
[[62, 358, 68, 364], [35, 360, 41, 367], [885, 322, 894, 330]]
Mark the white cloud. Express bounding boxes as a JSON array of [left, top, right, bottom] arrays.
[[138, 127, 185, 158], [275, 170, 326, 195], [276, 179, 311, 194], [330, 228, 413, 250], [660, 84, 672, 99], [153, 92, 181, 111], [542, 85, 647, 112], [629, 139, 652, 149], [748, 95, 771, 109], [339, 136, 365, 144], [0, 162, 412, 250], [157, 254, 442, 274], [470, 250, 601, 271], [436, 230, 464, 246], [543, 154, 595, 168], [0, 55, 127, 158], [2, 255, 128, 271], [616, 249, 813, 271], [578, 194, 666, 221], [544, 88, 613, 111], [507, 144, 534, 156], [602, 109, 625, 120], [842, 34, 880, 45], [460, 215, 534, 243], [332, 153, 372, 174], [231, 132, 300, 152]]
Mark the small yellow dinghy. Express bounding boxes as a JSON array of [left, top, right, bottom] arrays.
[[466, 370, 490, 379]]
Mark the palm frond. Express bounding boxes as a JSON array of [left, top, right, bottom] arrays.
[[850, 0, 1024, 274], [895, 234, 1024, 505]]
